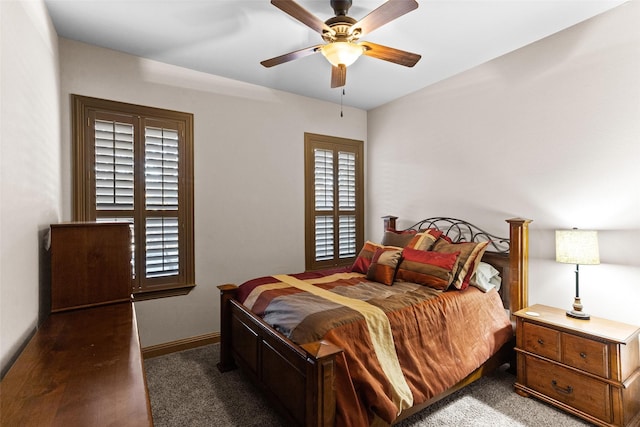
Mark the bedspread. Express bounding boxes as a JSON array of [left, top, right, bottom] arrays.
[[237, 269, 512, 426]]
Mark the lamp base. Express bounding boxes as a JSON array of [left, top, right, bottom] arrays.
[[566, 296, 590, 320], [566, 310, 590, 320]]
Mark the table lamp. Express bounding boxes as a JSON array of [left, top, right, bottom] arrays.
[[555, 228, 600, 320]]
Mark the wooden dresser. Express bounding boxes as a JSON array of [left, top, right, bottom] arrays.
[[0, 222, 152, 426], [50, 222, 132, 312], [515, 304, 640, 427]]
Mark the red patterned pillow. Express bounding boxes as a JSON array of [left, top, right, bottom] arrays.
[[351, 241, 383, 274], [396, 248, 460, 290], [366, 247, 402, 286], [431, 239, 489, 290]]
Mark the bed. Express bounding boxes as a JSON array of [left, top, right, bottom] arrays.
[[217, 216, 531, 426]]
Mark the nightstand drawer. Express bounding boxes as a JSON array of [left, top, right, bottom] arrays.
[[562, 333, 608, 378], [524, 355, 611, 422], [523, 322, 561, 361]]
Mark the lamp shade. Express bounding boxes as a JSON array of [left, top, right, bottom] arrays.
[[555, 229, 600, 265], [320, 42, 365, 67]]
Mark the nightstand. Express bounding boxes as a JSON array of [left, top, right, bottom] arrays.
[[514, 304, 640, 427]]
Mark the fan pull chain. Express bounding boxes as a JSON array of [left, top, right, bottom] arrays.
[[340, 88, 345, 117]]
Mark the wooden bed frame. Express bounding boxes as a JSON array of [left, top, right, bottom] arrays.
[[217, 216, 531, 426]]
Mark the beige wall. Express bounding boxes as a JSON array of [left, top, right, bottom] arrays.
[[57, 39, 368, 346], [0, 0, 61, 375], [367, 1, 640, 325]]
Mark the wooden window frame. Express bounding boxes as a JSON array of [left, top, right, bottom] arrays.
[[304, 133, 364, 271], [72, 95, 195, 300]]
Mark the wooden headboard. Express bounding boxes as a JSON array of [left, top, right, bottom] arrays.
[[382, 216, 531, 318]]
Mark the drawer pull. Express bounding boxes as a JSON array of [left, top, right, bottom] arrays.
[[537, 339, 544, 345], [551, 380, 573, 395], [580, 352, 587, 359]]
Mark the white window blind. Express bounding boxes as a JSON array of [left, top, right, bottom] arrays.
[[94, 119, 137, 278], [145, 217, 179, 278], [339, 214, 356, 258], [95, 120, 134, 211], [145, 126, 179, 211], [338, 151, 356, 210], [314, 149, 334, 211], [90, 115, 187, 285], [94, 121, 182, 280], [144, 126, 180, 279], [312, 148, 359, 263], [315, 215, 334, 261], [338, 151, 357, 259]]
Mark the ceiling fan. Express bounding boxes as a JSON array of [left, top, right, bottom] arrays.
[[261, 0, 422, 88]]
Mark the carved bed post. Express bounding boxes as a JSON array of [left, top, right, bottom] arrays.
[[382, 215, 398, 232], [301, 342, 343, 427], [506, 218, 532, 317], [217, 284, 238, 372]]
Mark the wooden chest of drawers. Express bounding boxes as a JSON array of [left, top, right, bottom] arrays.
[[50, 222, 132, 312], [515, 304, 640, 427]]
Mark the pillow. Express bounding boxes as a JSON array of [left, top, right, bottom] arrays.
[[405, 228, 442, 251], [381, 230, 417, 248], [471, 262, 502, 292], [431, 239, 489, 290], [396, 248, 460, 290], [366, 247, 402, 286], [351, 241, 382, 274]]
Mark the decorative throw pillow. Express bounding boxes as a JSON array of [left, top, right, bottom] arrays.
[[366, 247, 402, 286], [381, 230, 417, 248], [351, 241, 382, 274], [431, 239, 489, 290], [405, 228, 442, 251], [396, 248, 460, 290]]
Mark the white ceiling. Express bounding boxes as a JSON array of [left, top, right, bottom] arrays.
[[44, 0, 627, 110]]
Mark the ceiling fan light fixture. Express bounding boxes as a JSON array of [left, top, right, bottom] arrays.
[[320, 42, 364, 67]]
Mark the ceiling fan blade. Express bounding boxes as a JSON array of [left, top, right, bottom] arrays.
[[360, 41, 421, 67], [261, 45, 322, 68], [271, 0, 334, 35], [351, 0, 418, 37], [331, 64, 347, 88]]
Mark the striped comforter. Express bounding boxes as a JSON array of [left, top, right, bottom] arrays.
[[237, 268, 512, 426]]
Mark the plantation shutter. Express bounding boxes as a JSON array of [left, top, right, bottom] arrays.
[[74, 95, 194, 299], [94, 119, 135, 211], [92, 116, 137, 279], [305, 133, 363, 271], [314, 149, 334, 261], [144, 124, 180, 279], [338, 151, 357, 259]]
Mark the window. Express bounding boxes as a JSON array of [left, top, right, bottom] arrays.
[[72, 95, 194, 299], [304, 133, 364, 271]]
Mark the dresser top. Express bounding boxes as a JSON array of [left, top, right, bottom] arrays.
[[0, 303, 152, 426], [515, 304, 640, 344]]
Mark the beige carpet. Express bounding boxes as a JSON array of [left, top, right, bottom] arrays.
[[144, 344, 592, 427]]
